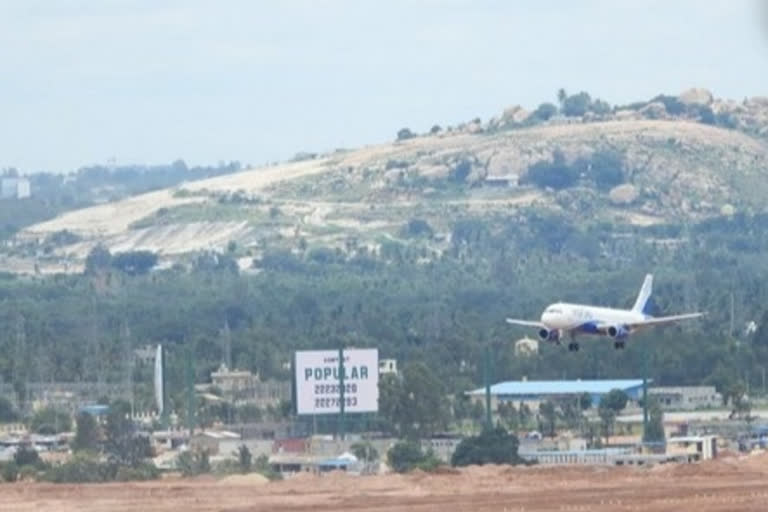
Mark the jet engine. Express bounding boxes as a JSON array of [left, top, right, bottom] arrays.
[[607, 325, 629, 339], [538, 328, 561, 342]]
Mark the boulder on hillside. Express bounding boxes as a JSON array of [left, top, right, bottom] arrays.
[[614, 109, 642, 121], [414, 164, 450, 179], [712, 99, 745, 115], [720, 204, 735, 216], [679, 88, 714, 106], [745, 96, 768, 108], [467, 121, 483, 134], [500, 105, 530, 125], [486, 150, 527, 178], [609, 184, 639, 205]]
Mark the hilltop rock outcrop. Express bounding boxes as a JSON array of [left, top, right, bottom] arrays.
[[679, 87, 714, 106]]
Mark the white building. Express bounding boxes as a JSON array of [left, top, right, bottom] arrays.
[[206, 364, 290, 407], [649, 386, 722, 411], [378, 359, 398, 376], [514, 337, 539, 356], [1, 177, 31, 199]]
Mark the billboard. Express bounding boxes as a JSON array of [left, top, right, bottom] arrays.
[[294, 348, 379, 415]]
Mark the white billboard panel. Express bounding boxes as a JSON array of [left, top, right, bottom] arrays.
[[294, 348, 379, 415]]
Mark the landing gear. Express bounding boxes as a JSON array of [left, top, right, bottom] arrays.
[[568, 342, 580, 352], [614, 341, 626, 350]]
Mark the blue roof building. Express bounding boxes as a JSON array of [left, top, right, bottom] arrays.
[[468, 379, 649, 407], [79, 404, 110, 416]]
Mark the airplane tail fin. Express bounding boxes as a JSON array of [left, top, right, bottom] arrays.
[[632, 274, 653, 315]]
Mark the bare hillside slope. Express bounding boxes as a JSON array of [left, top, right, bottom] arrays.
[[10, 117, 768, 274]]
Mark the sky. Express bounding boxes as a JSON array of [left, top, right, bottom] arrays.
[[0, 0, 766, 174]]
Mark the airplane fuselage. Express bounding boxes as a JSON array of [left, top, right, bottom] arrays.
[[505, 274, 702, 351], [540, 303, 646, 334]]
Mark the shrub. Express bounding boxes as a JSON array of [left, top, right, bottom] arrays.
[[562, 92, 592, 117], [111, 250, 158, 275], [115, 462, 160, 482], [1, 462, 19, 483], [18, 464, 40, 481], [590, 99, 612, 115], [253, 454, 282, 481], [258, 249, 304, 273], [387, 441, 424, 473], [451, 426, 524, 467], [237, 444, 252, 474], [176, 450, 211, 477], [448, 160, 472, 184], [584, 149, 625, 191], [400, 219, 434, 239], [387, 441, 443, 473], [14, 445, 41, 468], [696, 105, 716, 125], [307, 246, 340, 265], [531, 102, 558, 121], [41, 454, 117, 483], [72, 412, 101, 454], [30, 406, 72, 434], [524, 151, 579, 190], [397, 128, 415, 141], [350, 442, 379, 462]]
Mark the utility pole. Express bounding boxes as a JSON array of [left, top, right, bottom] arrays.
[[221, 319, 233, 426], [14, 312, 27, 411], [642, 338, 649, 443], [222, 319, 232, 371], [338, 346, 346, 441], [729, 292, 735, 339], [121, 322, 134, 418], [484, 345, 492, 430], [185, 346, 195, 436]]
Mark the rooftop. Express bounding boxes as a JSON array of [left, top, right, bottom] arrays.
[[468, 379, 649, 396]]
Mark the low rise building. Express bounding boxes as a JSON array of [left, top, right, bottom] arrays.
[[422, 434, 462, 463], [467, 379, 648, 413], [649, 386, 722, 410], [483, 174, 519, 187], [133, 345, 157, 366], [514, 337, 539, 357], [1, 177, 31, 199], [665, 435, 718, 461], [208, 365, 290, 407], [378, 359, 398, 376], [190, 430, 241, 455]]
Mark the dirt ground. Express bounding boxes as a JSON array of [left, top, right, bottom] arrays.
[[3, 453, 768, 512]]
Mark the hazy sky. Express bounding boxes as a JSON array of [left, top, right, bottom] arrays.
[[1, 0, 766, 173]]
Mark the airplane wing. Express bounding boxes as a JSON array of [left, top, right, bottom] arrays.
[[628, 312, 705, 329], [505, 318, 546, 329]]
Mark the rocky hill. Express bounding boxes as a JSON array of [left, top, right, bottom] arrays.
[[5, 88, 768, 274]]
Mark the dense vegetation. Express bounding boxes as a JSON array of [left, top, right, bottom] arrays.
[[2, 207, 768, 425]]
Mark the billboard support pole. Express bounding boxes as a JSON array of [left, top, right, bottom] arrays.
[[484, 345, 492, 430], [338, 347, 346, 441], [186, 345, 196, 437]]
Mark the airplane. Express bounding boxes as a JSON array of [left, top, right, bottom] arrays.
[[505, 274, 704, 352]]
